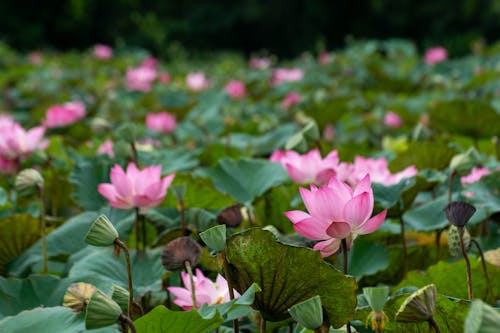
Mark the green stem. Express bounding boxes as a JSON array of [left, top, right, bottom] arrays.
[[260, 317, 266, 333], [448, 170, 456, 204], [428, 316, 441, 333], [116, 239, 134, 319], [38, 185, 48, 274], [120, 314, 137, 333], [178, 199, 186, 235], [221, 251, 239, 333], [185, 261, 198, 309], [470, 239, 493, 300], [458, 227, 473, 300], [341, 239, 351, 333], [435, 228, 444, 263], [400, 217, 408, 276]]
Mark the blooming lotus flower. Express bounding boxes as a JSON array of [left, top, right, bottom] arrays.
[[98, 163, 175, 210], [271, 68, 304, 84], [146, 112, 176, 134], [224, 80, 246, 100], [168, 268, 239, 310], [0, 122, 48, 161], [186, 72, 209, 91], [93, 44, 113, 59], [384, 111, 403, 128], [282, 92, 301, 109], [270, 149, 339, 185], [424, 47, 447, 65], [285, 175, 387, 257], [126, 66, 157, 92], [461, 167, 490, 185], [97, 139, 114, 158], [249, 57, 271, 69], [44, 101, 86, 128]]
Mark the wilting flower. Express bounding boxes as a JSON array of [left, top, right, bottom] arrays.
[[168, 268, 240, 310], [270, 149, 339, 185], [271, 68, 304, 84], [44, 101, 86, 128], [282, 92, 301, 109], [186, 72, 209, 91], [224, 80, 246, 100], [461, 167, 490, 185], [249, 56, 271, 69], [384, 111, 403, 128], [424, 47, 447, 65], [93, 44, 113, 60], [98, 163, 175, 210], [126, 66, 157, 92], [97, 139, 114, 158], [146, 112, 176, 134], [285, 175, 387, 257]]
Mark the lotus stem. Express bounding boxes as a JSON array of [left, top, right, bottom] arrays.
[[341, 239, 352, 333], [37, 184, 48, 274], [260, 317, 266, 333], [115, 239, 134, 319], [470, 239, 493, 299], [120, 314, 137, 333], [221, 251, 239, 333], [400, 217, 408, 275], [178, 198, 186, 235], [428, 317, 441, 333], [130, 142, 139, 166], [134, 207, 140, 252], [447, 170, 456, 204], [458, 227, 473, 300], [435, 227, 444, 263], [184, 260, 198, 310]]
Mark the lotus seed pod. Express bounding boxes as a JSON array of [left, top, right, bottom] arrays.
[[111, 284, 129, 311], [395, 284, 437, 323], [85, 290, 123, 329], [84, 215, 119, 247], [448, 225, 471, 257], [445, 201, 476, 227], [63, 282, 97, 313], [15, 168, 43, 196], [217, 204, 243, 227], [161, 236, 201, 271]]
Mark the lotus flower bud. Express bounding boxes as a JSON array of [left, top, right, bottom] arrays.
[[395, 284, 437, 323], [288, 295, 323, 330], [161, 236, 201, 271], [63, 282, 97, 313], [15, 168, 43, 196], [448, 225, 471, 257], [84, 215, 119, 247], [199, 225, 226, 252], [445, 201, 476, 228], [217, 204, 243, 227], [111, 284, 129, 311], [85, 290, 123, 329]]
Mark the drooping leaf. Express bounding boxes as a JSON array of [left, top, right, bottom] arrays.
[[225, 228, 357, 328]]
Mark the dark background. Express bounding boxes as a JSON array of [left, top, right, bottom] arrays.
[[1, 0, 500, 58]]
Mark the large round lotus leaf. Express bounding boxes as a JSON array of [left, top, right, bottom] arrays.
[[389, 141, 458, 172], [224, 228, 357, 328]]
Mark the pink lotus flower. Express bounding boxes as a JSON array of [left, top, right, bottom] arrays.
[[249, 57, 271, 69], [461, 167, 490, 185], [28, 51, 43, 64], [93, 44, 113, 59], [126, 66, 157, 92], [271, 68, 304, 84], [186, 72, 209, 91], [97, 139, 114, 158], [282, 92, 301, 109], [224, 80, 246, 100], [270, 149, 339, 185], [141, 56, 159, 69], [0, 122, 48, 161], [158, 71, 170, 84], [323, 123, 335, 141], [341, 156, 417, 186], [0, 156, 19, 175], [168, 268, 240, 310], [318, 52, 330, 65], [98, 163, 175, 210], [44, 101, 86, 128], [146, 112, 177, 134], [424, 47, 447, 65], [285, 175, 387, 257], [384, 111, 403, 128]]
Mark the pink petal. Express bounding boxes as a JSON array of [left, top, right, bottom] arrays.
[[286, 164, 313, 184], [325, 222, 351, 238], [353, 174, 372, 197], [293, 217, 330, 240], [110, 165, 132, 198], [316, 169, 336, 185], [358, 210, 387, 235], [284, 210, 311, 224], [313, 238, 342, 257], [327, 176, 353, 199], [299, 186, 344, 222], [343, 192, 372, 227]]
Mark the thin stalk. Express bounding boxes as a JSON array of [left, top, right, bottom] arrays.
[[435, 228, 444, 262], [400, 217, 408, 275], [134, 207, 140, 252], [428, 317, 441, 333], [221, 251, 239, 333], [37, 185, 48, 274], [470, 239, 493, 299], [178, 199, 186, 235], [130, 142, 139, 166], [260, 317, 266, 333], [458, 227, 473, 300], [448, 170, 456, 204], [184, 261, 198, 309], [139, 212, 146, 251], [115, 239, 134, 319], [120, 314, 137, 333], [341, 239, 352, 333]]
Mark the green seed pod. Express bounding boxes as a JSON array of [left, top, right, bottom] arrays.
[[111, 285, 129, 312], [395, 284, 437, 323], [63, 282, 97, 313], [84, 215, 119, 247], [448, 225, 471, 257], [363, 286, 389, 312], [15, 168, 43, 196], [288, 295, 323, 330], [85, 290, 123, 329]]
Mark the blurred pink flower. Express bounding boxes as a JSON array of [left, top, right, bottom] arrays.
[[270, 148, 339, 185], [341, 156, 417, 186], [186, 72, 209, 91], [146, 111, 177, 134], [93, 44, 113, 59], [224, 80, 246, 100], [384, 111, 403, 128], [271, 68, 304, 84], [126, 66, 157, 92], [28, 51, 43, 64], [0, 121, 48, 163], [98, 163, 175, 210], [282, 92, 301, 109], [285, 175, 387, 257], [249, 57, 271, 69], [424, 47, 447, 65], [141, 56, 159, 68], [323, 123, 335, 141], [318, 52, 330, 65], [158, 71, 171, 84], [44, 101, 86, 128], [461, 167, 490, 185], [168, 268, 240, 310], [0, 156, 19, 175], [97, 139, 114, 158]]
